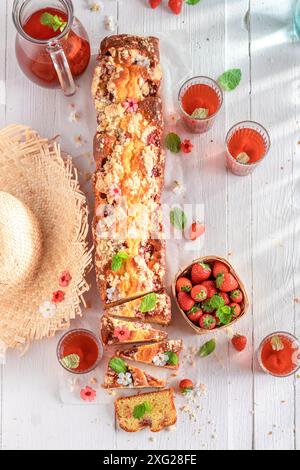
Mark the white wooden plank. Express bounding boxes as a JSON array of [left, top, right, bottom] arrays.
[[251, 0, 297, 451], [225, 0, 253, 450]]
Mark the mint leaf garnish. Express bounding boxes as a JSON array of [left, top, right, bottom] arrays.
[[133, 401, 152, 419], [40, 12, 67, 33], [109, 357, 127, 374], [218, 68, 242, 91], [236, 152, 250, 164], [185, 0, 202, 4], [165, 351, 179, 366], [170, 207, 187, 230], [111, 251, 129, 272], [271, 336, 284, 351], [191, 107, 209, 119], [165, 133, 181, 153], [202, 294, 225, 313], [217, 305, 232, 325], [140, 293, 157, 313], [198, 339, 216, 357], [61, 354, 80, 370]]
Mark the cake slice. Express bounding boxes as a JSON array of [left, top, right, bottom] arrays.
[[116, 339, 182, 369], [101, 316, 168, 346], [106, 291, 171, 326], [103, 357, 166, 389], [115, 388, 177, 433]]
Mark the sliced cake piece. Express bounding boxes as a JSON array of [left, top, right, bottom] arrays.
[[103, 357, 166, 389], [101, 316, 168, 346], [115, 388, 177, 433], [106, 291, 171, 326], [116, 339, 182, 369]]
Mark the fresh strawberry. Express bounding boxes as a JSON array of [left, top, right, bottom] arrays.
[[179, 379, 194, 394], [187, 305, 203, 323], [199, 314, 216, 330], [176, 276, 192, 293], [168, 0, 183, 15], [231, 334, 247, 352], [202, 280, 217, 299], [189, 222, 205, 241], [212, 261, 229, 278], [230, 289, 243, 303], [191, 262, 211, 284], [229, 302, 242, 318], [216, 272, 238, 292], [218, 292, 230, 305], [149, 0, 161, 7], [191, 284, 207, 302], [177, 291, 195, 312]]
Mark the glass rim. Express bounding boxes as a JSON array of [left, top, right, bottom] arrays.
[[12, 0, 74, 45], [57, 328, 103, 375], [258, 331, 300, 378], [177, 75, 224, 121], [226, 120, 271, 167]]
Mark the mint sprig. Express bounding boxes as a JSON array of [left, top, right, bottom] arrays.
[[218, 69, 242, 91], [170, 207, 187, 230], [199, 339, 216, 357], [140, 293, 157, 313], [61, 354, 80, 370], [165, 133, 181, 153], [111, 251, 129, 272], [202, 294, 224, 313], [185, 0, 202, 5], [109, 357, 127, 374], [40, 12, 67, 33], [165, 351, 179, 366], [133, 401, 152, 419], [217, 306, 232, 325]]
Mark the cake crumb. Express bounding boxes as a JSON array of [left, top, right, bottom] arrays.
[[90, 2, 101, 12]]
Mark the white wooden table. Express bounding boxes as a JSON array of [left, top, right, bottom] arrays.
[[0, 0, 299, 451]]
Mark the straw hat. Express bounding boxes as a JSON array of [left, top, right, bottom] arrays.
[[0, 125, 92, 351]]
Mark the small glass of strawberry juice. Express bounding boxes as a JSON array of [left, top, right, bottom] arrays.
[[226, 121, 271, 176], [178, 76, 223, 134], [258, 332, 300, 378], [57, 329, 103, 374]]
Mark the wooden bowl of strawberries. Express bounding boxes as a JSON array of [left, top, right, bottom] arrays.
[[172, 256, 249, 334]]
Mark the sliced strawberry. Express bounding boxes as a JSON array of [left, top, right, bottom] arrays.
[[176, 276, 192, 293], [177, 291, 195, 312], [216, 272, 238, 292], [187, 305, 203, 324], [149, 0, 162, 8], [191, 284, 207, 302], [231, 334, 247, 352], [179, 379, 194, 394], [191, 262, 211, 284], [199, 314, 216, 330], [230, 289, 243, 303], [218, 292, 230, 305], [168, 0, 183, 15], [229, 302, 242, 318], [212, 261, 229, 278], [202, 280, 217, 299], [189, 222, 205, 241]]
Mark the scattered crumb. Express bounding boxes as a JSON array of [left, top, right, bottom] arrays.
[[104, 15, 116, 31], [69, 110, 81, 123], [149, 436, 155, 442], [167, 425, 177, 432], [83, 171, 92, 182], [294, 297, 299, 303], [227, 252, 232, 256], [107, 389, 116, 396], [296, 374, 300, 379], [268, 432, 273, 436], [90, 376, 98, 385], [74, 135, 85, 147], [90, 2, 101, 12]]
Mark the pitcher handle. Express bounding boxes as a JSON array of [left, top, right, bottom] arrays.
[[48, 42, 76, 97]]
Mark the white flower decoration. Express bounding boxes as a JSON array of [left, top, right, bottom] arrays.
[[106, 286, 116, 302], [117, 372, 133, 387], [39, 301, 57, 318], [152, 352, 169, 367]]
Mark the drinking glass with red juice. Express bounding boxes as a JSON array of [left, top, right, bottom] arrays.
[[258, 332, 300, 378], [178, 76, 223, 134], [57, 329, 103, 374], [226, 121, 271, 176], [13, 0, 91, 96]]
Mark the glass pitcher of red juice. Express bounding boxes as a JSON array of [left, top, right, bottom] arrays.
[[12, 0, 91, 96]]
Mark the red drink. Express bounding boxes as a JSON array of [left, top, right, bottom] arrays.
[[258, 332, 300, 377], [13, 1, 90, 94], [226, 121, 270, 176], [178, 77, 223, 134], [57, 329, 102, 374]]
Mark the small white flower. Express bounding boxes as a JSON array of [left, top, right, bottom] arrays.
[[39, 301, 56, 318], [106, 286, 116, 301], [104, 15, 116, 31], [172, 180, 186, 195], [117, 372, 133, 386], [152, 352, 169, 367], [68, 110, 81, 123], [135, 54, 151, 68]]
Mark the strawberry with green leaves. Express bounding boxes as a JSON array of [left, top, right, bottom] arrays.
[[202, 294, 224, 313], [176, 276, 192, 293], [216, 272, 238, 292], [212, 261, 229, 278], [177, 291, 195, 312], [232, 334, 247, 352], [191, 262, 211, 283], [179, 379, 194, 395], [202, 280, 217, 299], [187, 305, 202, 323], [149, 0, 162, 8], [191, 284, 207, 302], [230, 302, 242, 318], [218, 292, 230, 305], [230, 289, 243, 303], [199, 314, 216, 330]]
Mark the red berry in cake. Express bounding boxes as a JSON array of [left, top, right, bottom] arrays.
[[230, 289, 243, 303], [149, 0, 161, 8], [191, 262, 211, 283], [199, 314, 216, 330], [212, 261, 229, 278], [218, 292, 230, 305], [168, 0, 183, 15], [231, 334, 247, 352], [176, 276, 192, 293], [191, 284, 207, 302], [187, 305, 203, 323], [202, 280, 217, 299], [229, 302, 242, 318], [216, 272, 238, 292], [177, 291, 195, 312], [179, 379, 194, 394]]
